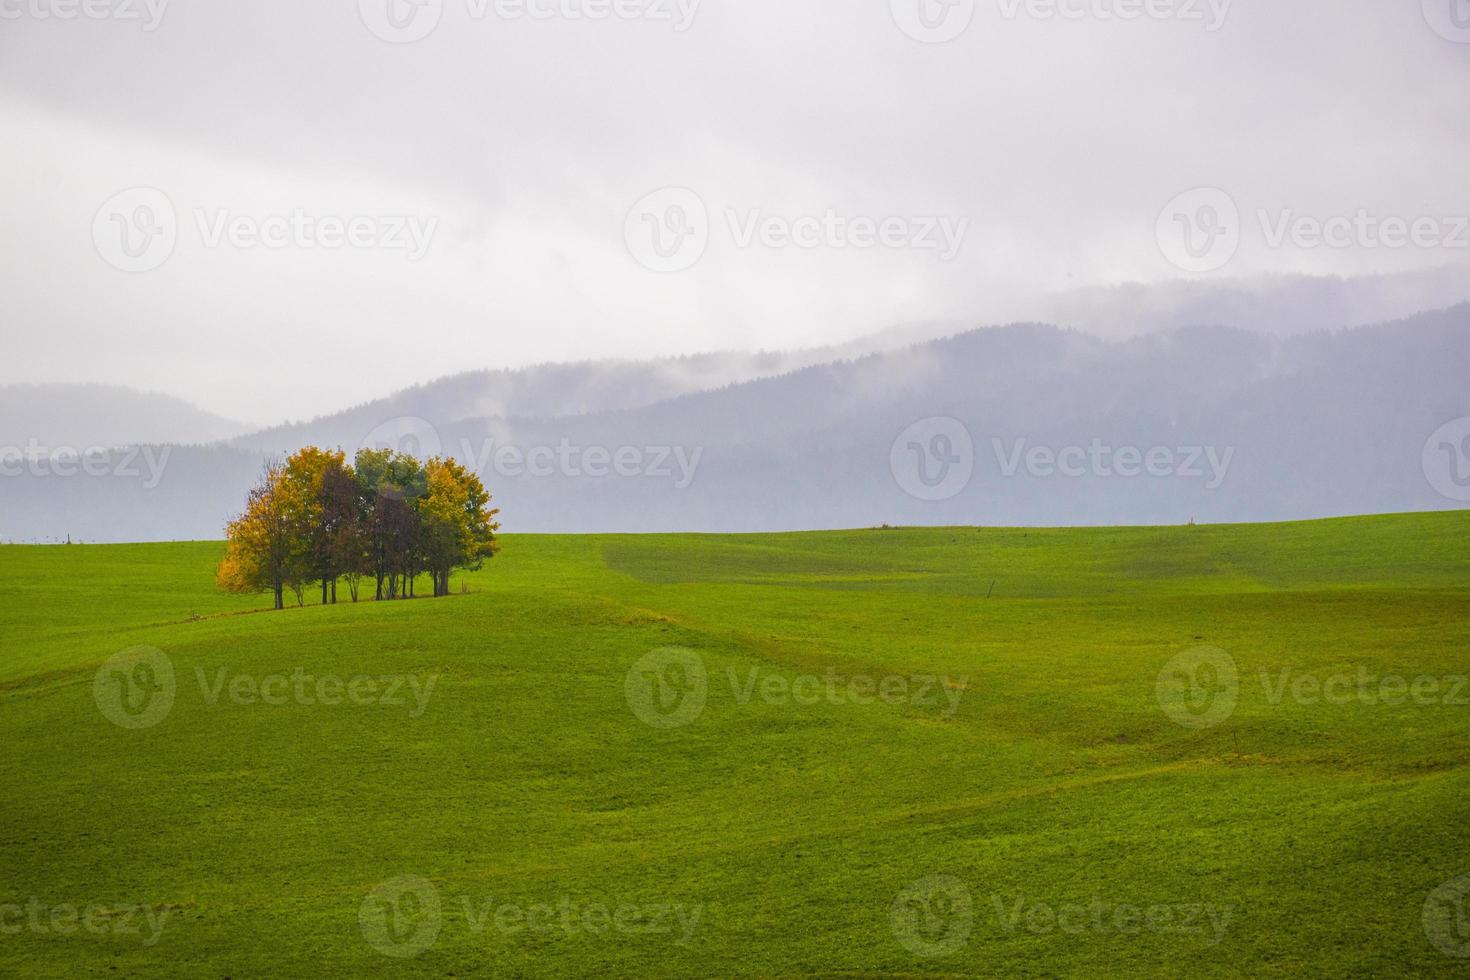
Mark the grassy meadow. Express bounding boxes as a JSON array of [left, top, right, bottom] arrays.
[[1, 513, 1468, 976]]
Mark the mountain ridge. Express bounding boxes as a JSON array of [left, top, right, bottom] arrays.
[[4, 305, 1467, 542]]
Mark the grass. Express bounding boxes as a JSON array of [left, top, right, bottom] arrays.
[[0, 512, 1468, 976]]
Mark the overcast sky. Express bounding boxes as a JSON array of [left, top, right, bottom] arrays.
[[2, 0, 1468, 424]]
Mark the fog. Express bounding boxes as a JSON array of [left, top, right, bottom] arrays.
[[2, 0, 1468, 423]]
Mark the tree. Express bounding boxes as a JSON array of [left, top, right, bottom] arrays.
[[216, 460, 295, 610], [220, 446, 498, 609], [421, 456, 501, 596], [323, 461, 368, 602], [275, 449, 330, 607], [353, 449, 426, 600], [281, 447, 358, 605], [384, 453, 427, 599], [352, 448, 394, 601]]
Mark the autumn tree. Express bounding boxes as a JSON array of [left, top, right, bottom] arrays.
[[280, 447, 360, 605], [421, 456, 501, 596], [216, 460, 295, 610]]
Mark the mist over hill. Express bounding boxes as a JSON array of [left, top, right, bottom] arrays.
[[227, 346, 876, 455], [3, 303, 1466, 543], [0, 383, 252, 453]]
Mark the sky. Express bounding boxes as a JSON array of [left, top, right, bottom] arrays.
[[1, 0, 1468, 425]]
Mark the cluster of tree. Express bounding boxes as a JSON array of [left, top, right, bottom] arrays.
[[217, 447, 500, 609]]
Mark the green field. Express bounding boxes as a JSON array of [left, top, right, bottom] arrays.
[[2, 513, 1469, 976]]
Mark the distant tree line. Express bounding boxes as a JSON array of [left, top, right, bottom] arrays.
[[217, 447, 500, 610]]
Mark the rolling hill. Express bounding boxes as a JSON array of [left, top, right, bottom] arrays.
[[0, 513, 1467, 974]]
